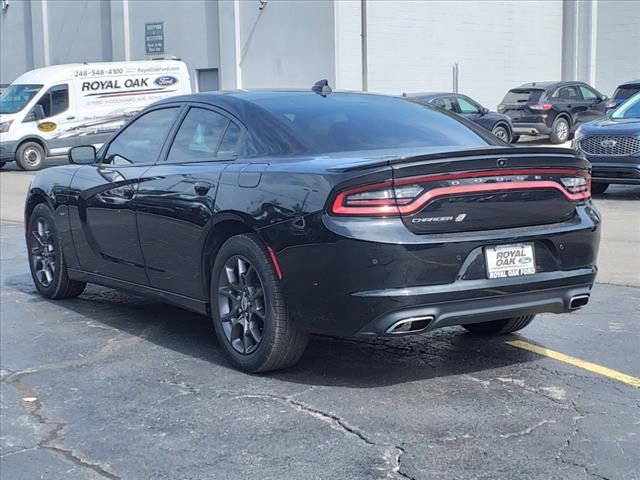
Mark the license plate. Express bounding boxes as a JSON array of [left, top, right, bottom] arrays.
[[485, 243, 536, 279]]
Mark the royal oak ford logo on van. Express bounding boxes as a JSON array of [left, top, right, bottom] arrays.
[[81, 78, 150, 92], [154, 75, 178, 86]]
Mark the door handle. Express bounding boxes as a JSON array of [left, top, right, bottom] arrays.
[[66, 116, 76, 120], [194, 182, 211, 196]]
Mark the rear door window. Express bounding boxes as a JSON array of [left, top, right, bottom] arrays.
[[432, 97, 456, 112], [167, 107, 231, 162], [554, 86, 581, 101]]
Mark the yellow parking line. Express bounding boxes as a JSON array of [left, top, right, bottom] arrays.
[[505, 339, 640, 388]]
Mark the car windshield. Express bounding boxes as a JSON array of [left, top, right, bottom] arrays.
[[0, 84, 43, 114], [251, 93, 489, 154], [613, 85, 640, 100], [611, 93, 640, 119]]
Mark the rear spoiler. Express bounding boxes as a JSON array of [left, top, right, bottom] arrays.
[[330, 146, 583, 172]]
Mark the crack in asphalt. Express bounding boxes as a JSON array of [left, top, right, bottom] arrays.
[[1, 327, 159, 479], [230, 392, 415, 480]]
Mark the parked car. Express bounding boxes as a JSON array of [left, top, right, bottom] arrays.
[[605, 79, 640, 112], [404, 92, 513, 142], [498, 81, 608, 144], [573, 92, 640, 194], [0, 59, 191, 171], [25, 86, 600, 372]]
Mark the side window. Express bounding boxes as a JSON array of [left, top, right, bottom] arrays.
[[166, 107, 232, 162], [456, 97, 481, 114], [33, 84, 69, 118], [103, 107, 179, 166], [556, 86, 580, 100], [579, 86, 598, 101], [218, 122, 242, 158], [433, 97, 456, 111]]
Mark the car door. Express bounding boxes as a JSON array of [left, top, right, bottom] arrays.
[[24, 83, 76, 154], [134, 104, 244, 300], [577, 85, 607, 124], [553, 85, 583, 125], [68, 105, 181, 285], [454, 95, 488, 126]]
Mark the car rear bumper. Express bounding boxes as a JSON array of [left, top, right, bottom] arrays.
[[265, 205, 601, 337], [512, 123, 552, 136]]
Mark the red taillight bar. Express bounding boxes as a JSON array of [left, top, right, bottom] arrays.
[[331, 168, 590, 216]]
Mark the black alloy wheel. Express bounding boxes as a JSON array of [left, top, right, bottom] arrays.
[[217, 255, 266, 355], [29, 215, 57, 288]]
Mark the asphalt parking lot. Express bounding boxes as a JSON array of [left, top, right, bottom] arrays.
[[1, 156, 639, 479]]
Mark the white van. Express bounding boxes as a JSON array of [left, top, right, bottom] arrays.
[[0, 59, 191, 170]]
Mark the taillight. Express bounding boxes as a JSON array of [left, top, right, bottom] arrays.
[[331, 182, 422, 216], [561, 175, 590, 195], [331, 169, 590, 217], [529, 103, 553, 111]]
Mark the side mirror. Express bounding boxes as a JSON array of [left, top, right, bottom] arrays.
[[481, 107, 490, 115], [601, 94, 608, 102], [69, 145, 97, 165]]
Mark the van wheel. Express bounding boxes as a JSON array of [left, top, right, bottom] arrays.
[[16, 141, 45, 171], [463, 315, 536, 335], [549, 118, 570, 144], [211, 234, 308, 373]]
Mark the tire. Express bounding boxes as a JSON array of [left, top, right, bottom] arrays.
[[492, 124, 511, 143], [211, 233, 308, 373], [27, 203, 86, 299], [510, 135, 520, 144], [0, 161, 6, 169], [16, 141, 45, 171], [463, 315, 536, 336], [591, 182, 609, 195], [549, 117, 570, 144]]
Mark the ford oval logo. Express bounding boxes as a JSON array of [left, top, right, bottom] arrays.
[[154, 75, 178, 87], [518, 257, 532, 265], [600, 138, 617, 148]]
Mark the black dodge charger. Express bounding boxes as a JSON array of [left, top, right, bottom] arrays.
[[25, 87, 601, 372]]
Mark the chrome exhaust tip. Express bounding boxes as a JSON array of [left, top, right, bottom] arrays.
[[569, 294, 590, 310], [386, 316, 434, 335]]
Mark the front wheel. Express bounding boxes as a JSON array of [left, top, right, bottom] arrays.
[[463, 315, 535, 336], [27, 203, 87, 299], [211, 234, 308, 373], [549, 118, 570, 144], [16, 141, 45, 171], [492, 125, 511, 143]]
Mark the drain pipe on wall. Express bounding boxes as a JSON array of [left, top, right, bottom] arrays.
[[361, 0, 368, 92]]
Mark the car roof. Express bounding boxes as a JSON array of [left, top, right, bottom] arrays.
[[514, 81, 583, 90], [404, 92, 456, 99], [620, 79, 640, 87]]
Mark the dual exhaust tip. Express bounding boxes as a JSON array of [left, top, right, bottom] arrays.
[[386, 294, 590, 335], [386, 315, 434, 335]]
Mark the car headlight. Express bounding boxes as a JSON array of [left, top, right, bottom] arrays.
[[0, 120, 13, 133], [572, 127, 585, 149]]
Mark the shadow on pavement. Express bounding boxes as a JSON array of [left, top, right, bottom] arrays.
[[6, 271, 540, 388]]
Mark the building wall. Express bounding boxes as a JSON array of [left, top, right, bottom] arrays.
[[233, 0, 335, 89], [334, 0, 362, 91], [359, 0, 563, 109], [595, 0, 640, 96], [0, 0, 34, 84]]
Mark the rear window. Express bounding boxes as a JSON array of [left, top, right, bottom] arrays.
[[251, 93, 489, 154], [501, 89, 543, 104], [613, 85, 640, 100]]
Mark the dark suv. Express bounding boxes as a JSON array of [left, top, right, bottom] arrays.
[[498, 81, 608, 144], [606, 79, 640, 112]]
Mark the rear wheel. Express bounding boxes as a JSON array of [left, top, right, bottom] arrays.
[[211, 234, 308, 373], [492, 124, 511, 143], [16, 141, 45, 171], [0, 161, 6, 169], [463, 315, 535, 336], [27, 203, 86, 299], [549, 117, 570, 144], [591, 182, 609, 195]]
